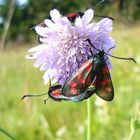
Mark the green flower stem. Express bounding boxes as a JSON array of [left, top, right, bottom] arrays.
[[0, 127, 15, 140], [87, 98, 91, 140], [128, 118, 135, 140], [128, 128, 135, 140]]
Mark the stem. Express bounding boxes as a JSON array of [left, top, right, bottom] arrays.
[[87, 98, 91, 140], [128, 128, 135, 140], [0, 0, 16, 50], [0, 127, 15, 140], [127, 117, 135, 140]]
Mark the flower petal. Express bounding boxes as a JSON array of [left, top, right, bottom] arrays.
[[28, 44, 48, 52], [44, 19, 58, 31], [43, 69, 54, 84], [50, 9, 61, 23], [82, 9, 94, 25], [75, 17, 82, 27], [35, 26, 47, 37], [98, 18, 113, 32]]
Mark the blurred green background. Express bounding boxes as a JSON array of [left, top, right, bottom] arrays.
[[0, 0, 140, 140]]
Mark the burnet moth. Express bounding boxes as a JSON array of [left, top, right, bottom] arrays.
[[31, 0, 113, 43], [66, 0, 114, 22], [85, 39, 136, 101], [22, 77, 95, 103], [46, 79, 95, 102]]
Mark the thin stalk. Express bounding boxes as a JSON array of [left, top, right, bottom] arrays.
[[128, 128, 135, 140], [87, 98, 91, 140], [128, 117, 135, 140], [0, 127, 15, 140], [0, 0, 16, 50]]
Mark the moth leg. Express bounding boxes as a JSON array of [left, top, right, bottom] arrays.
[[44, 96, 49, 104]]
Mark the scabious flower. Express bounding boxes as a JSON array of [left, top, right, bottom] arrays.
[[26, 9, 115, 84]]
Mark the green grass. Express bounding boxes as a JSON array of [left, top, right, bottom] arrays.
[[0, 25, 140, 140]]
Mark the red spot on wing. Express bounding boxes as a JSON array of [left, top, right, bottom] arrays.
[[85, 62, 92, 72], [71, 88, 78, 95], [69, 81, 77, 88], [100, 88, 111, 98], [100, 91, 106, 97], [105, 87, 111, 93], [77, 75, 85, 84], [52, 89, 60, 97], [67, 13, 77, 18], [101, 79, 110, 86]]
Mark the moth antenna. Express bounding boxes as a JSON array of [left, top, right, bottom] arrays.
[[30, 26, 36, 30], [86, 39, 100, 52], [101, 34, 104, 50], [57, 77, 61, 83], [21, 92, 48, 100], [107, 54, 136, 63], [30, 22, 46, 30], [106, 46, 116, 54], [94, 15, 114, 20], [89, 47, 94, 56], [37, 35, 43, 44], [93, 0, 105, 9], [48, 75, 52, 88], [87, 39, 136, 63]]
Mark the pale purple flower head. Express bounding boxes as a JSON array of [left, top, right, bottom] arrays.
[[26, 9, 115, 84]]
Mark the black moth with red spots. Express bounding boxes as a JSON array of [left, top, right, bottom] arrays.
[[48, 47, 114, 102], [48, 84, 95, 102], [67, 12, 84, 22], [33, 11, 114, 44], [59, 50, 114, 101]]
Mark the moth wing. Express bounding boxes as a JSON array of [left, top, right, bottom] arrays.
[[49, 88, 94, 102], [62, 59, 96, 97], [94, 62, 114, 101], [49, 88, 73, 101], [83, 87, 96, 100]]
